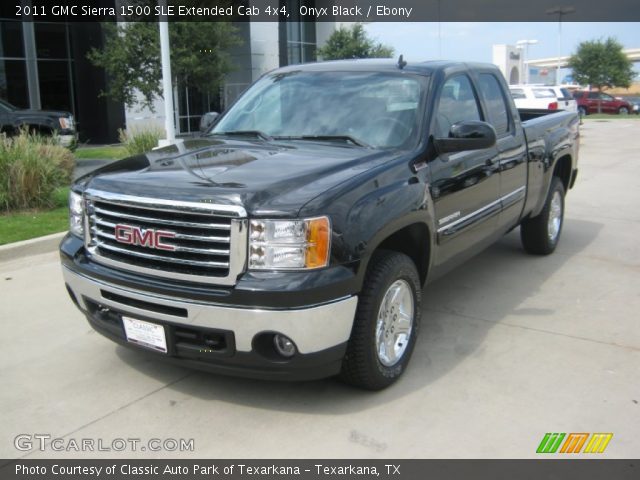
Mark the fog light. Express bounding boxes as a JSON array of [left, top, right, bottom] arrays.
[[273, 334, 297, 358]]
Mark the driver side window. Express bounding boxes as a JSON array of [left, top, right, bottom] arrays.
[[435, 75, 482, 138]]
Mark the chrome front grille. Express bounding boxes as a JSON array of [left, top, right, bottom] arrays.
[[84, 190, 247, 285]]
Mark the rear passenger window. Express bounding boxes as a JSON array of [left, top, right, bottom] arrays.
[[533, 89, 556, 98], [478, 73, 510, 136], [435, 75, 481, 138]]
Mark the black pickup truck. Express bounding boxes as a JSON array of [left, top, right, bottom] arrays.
[[0, 99, 77, 148], [60, 60, 579, 390]]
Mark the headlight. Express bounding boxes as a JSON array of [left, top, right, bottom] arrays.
[[69, 191, 84, 237], [249, 217, 330, 270], [59, 116, 74, 130]]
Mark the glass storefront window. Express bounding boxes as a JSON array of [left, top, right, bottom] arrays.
[[35, 23, 69, 59], [0, 59, 28, 108], [0, 21, 24, 58], [38, 60, 73, 112]]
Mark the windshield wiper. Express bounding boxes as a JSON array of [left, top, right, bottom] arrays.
[[209, 130, 273, 142], [274, 135, 371, 148]]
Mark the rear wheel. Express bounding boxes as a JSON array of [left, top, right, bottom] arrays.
[[340, 250, 421, 390], [520, 177, 565, 255]]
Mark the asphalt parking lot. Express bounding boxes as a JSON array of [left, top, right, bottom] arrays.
[[1, 121, 639, 459]]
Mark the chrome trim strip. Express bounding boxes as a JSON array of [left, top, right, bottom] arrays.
[[85, 189, 247, 218], [94, 206, 232, 230], [501, 186, 526, 204], [437, 198, 501, 234], [437, 186, 526, 234]]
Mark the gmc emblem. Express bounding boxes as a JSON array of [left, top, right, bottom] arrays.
[[114, 224, 176, 251]]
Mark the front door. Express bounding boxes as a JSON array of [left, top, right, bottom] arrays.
[[429, 74, 501, 267]]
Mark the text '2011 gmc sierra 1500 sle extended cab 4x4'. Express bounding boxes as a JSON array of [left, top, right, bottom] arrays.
[[60, 59, 579, 390]]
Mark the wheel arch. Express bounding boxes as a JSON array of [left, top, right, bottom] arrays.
[[362, 220, 432, 287], [553, 154, 573, 193]]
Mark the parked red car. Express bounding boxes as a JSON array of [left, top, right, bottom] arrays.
[[572, 90, 633, 115]]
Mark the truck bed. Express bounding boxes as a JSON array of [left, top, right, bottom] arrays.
[[519, 108, 580, 220]]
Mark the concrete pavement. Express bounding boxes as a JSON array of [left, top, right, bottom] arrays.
[[1, 121, 639, 459]]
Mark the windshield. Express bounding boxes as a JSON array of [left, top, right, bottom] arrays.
[[212, 71, 426, 149]]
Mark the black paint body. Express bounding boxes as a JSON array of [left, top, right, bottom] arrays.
[[60, 60, 579, 378]]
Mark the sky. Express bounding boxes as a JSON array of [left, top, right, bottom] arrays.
[[363, 22, 640, 76]]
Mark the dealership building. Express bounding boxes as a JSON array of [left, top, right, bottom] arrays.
[[0, 2, 341, 143]]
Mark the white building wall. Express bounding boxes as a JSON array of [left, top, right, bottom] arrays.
[[248, 22, 280, 81], [124, 91, 167, 132], [492, 44, 524, 85]]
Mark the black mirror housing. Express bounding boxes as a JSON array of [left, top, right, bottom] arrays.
[[199, 112, 220, 133], [434, 120, 497, 154]]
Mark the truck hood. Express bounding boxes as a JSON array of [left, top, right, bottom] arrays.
[[82, 137, 394, 216]]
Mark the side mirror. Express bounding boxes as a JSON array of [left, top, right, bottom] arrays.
[[434, 120, 497, 154], [199, 112, 219, 133]]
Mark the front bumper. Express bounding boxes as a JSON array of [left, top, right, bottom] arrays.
[[62, 266, 358, 381], [57, 133, 78, 148]]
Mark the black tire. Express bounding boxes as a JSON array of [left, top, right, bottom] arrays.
[[339, 250, 421, 390], [578, 106, 587, 116], [619, 106, 629, 115], [520, 177, 565, 255]]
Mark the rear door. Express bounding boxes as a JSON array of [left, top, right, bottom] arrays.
[[587, 91, 603, 113], [475, 70, 528, 232], [428, 72, 501, 266]]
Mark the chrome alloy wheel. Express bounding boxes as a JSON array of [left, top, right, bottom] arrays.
[[548, 190, 563, 243], [375, 279, 414, 367]]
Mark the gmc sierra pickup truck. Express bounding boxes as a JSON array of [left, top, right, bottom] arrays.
[[60, 60, 579, 390], [0, 99, 77, 148]]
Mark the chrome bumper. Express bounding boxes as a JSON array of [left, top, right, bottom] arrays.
[[58, 134, 77, 147], [62, 266, 358, 354]]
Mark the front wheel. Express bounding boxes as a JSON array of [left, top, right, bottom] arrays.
[[578, 106, 587, 116], [340, 250, 421, 390], [520, 177, 565, 255], [619, 107, 629, 115]]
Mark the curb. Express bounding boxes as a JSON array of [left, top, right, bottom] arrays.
[[0, 231, 66, 263]]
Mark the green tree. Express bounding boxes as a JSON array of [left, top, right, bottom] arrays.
[[569, 37, 635, 112], [88, 22, 240, 111], [317, 24, 394, 60]]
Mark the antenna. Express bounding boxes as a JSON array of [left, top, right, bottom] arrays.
[[397, 54, 407, 69]]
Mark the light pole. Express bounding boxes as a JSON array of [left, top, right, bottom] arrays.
[[516, 39, 538, 84], [546, 6, 576, 84], [158, 0, 176, 147]]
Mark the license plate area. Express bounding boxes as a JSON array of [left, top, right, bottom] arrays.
[[122, 316, 167, 353]]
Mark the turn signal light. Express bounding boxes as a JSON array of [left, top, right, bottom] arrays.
[[305, 217, 330, 269]]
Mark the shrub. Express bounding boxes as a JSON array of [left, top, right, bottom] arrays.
[[0, 130, 74, 211], [118, 126, 163, 156]]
